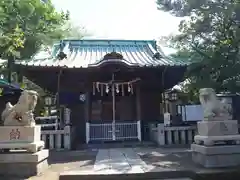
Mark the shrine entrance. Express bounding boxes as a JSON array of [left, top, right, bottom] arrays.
[[86, 74, 142, 143]]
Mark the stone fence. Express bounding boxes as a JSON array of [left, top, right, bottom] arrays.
[[149, 123, 197, 146], [40, 125, 75, 150]]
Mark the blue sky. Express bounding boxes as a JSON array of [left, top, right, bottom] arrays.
[[51, 0, 182, 41]]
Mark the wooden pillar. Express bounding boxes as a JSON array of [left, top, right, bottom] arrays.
[[85, 88, 91, 144], [85, 90, 91, 122], [136, 86, 141, 121], [136, 86, 142, 141], [165, 100, 170, 113], [170, 101, 177, 116]]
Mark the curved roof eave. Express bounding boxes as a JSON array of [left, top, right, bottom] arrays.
[[15, 39, 189, 68]]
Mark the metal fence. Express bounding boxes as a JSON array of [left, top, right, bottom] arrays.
[[86, 121, 141, 143]]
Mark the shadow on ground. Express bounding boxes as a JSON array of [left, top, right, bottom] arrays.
[[48, 150, 97, 165], [140, 151, 195, 170], [137, 148, 240, 180]]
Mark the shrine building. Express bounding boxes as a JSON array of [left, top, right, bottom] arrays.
[[14, 39, 188, 144]]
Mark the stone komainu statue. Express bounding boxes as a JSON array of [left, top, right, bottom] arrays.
[[1, 90, 38, 126], [199, 88, 232, 120]]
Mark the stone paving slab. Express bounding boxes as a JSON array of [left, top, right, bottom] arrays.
[[63, 148, 152, 175], [59, 148, 194, 180], [107, 148, 132, 174], [121, 148, 151, 173], [57, 147, 240, 180]]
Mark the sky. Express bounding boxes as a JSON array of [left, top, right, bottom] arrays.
[[51, 0, 182, 40]]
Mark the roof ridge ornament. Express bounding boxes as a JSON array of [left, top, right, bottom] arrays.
[[57, 51, 67, 60], [57, 40, 68, 60], [152, 52, 162, 60], [103, 52, 123, 60]]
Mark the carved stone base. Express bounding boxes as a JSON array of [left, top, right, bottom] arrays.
[[197, 120, 238, 136], [191, 144, 240, 168], [194, 135, 240, 146], [0, 125, 41, 142], [0, 141, 44, 153], [0, 149, 49, 178], [0, 126, 44, 152]]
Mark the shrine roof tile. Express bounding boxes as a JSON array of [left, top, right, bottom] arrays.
[[15, 39, 189, 68]]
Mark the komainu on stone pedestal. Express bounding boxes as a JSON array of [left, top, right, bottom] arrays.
[[1, 90, 38, 126], [199, 88, 232, 121], [0, 90, 44, 153], [191, 88, 240, 168], [0, 90, 49, 178], [196, 88, 240, 146]]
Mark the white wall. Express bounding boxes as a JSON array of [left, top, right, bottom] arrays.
[[178, 105, 203, 122]]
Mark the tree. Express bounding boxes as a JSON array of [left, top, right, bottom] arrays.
[[0, 0, 87, 84], [62, 21, 89, 39], [0, 0, 69, 59], [157, 0, 240, 94]]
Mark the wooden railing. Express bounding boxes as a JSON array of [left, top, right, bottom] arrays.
[[149, 123, 197, 146]]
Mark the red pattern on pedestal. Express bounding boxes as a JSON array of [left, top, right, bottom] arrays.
[[9, 129, 21, 140]]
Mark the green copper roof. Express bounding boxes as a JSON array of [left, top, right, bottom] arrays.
[[16, 39, 188, 68]]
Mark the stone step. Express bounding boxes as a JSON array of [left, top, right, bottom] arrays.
[[164, 179, 193, 180], [59, 171, 194, 180], [78, 141, 157, 150], [59, 169, 240, 180]]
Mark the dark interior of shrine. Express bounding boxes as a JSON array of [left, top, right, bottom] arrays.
[[17, 63, 187, 94], [15, 58, 187, 143]]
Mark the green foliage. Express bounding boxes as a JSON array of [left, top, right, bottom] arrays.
[[62, 21, 90, 40], [157, 0, 240, 96], [0, 0, 87, 85], [0, 0, 69, 59]]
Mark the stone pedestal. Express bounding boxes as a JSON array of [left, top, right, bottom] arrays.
[[0, 125, 49, 177], [192, 144, 240, 168], [0, 126, 44, 152], [0, 149, 49, 177], [194, 134, 240, 146], [192, 120, 240, 168], [197, 120, 238, 136], [194, 120, 240, 146]]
